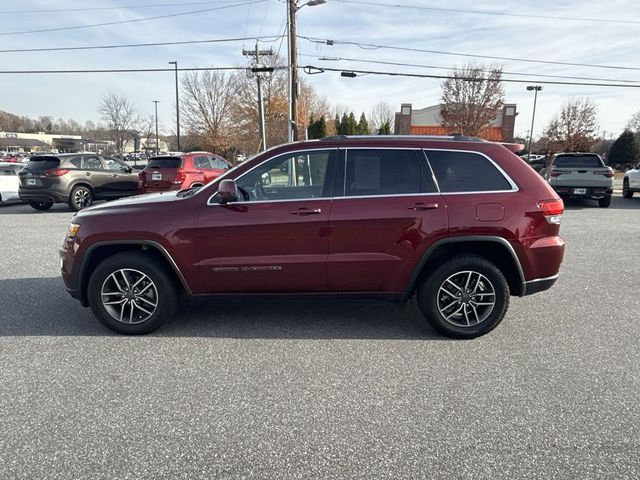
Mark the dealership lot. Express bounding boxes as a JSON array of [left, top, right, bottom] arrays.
[[1, 197, 640, 479]]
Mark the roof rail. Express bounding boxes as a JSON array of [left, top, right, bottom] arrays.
[[319, 134, 489, 143]]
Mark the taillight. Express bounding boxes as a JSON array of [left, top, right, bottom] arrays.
[[594, 170, 614, 178], [43, 168, 69, 177], [173, 171, 186, 184], [538, 199, 564, 225], [550, 170, 563, 177]]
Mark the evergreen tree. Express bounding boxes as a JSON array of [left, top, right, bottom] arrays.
[[357, 113, 370, 135], [316, 116, 327, 138], [343, 112, 358, 135], [340, 113, 350, 134], [307, 116, 327, 139], [334, 113, 342, 135], [378, 121, 392, 135], [608, 129, 639, 166]]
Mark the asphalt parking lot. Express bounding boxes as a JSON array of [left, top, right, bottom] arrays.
[[1, 196, 640, 479]]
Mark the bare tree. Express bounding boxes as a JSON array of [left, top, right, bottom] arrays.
[[544, 98, 598, 152], [440, 64, 504, 136], [98, 93, 139, 153], [138, 113, 156, 151], [180, 70, 236, 153], [369, 102, 394, 134]]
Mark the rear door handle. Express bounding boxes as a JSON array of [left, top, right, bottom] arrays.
[[408, 202, 439, 211], [290, 208, 322, 216]]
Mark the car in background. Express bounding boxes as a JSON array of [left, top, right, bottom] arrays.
[[18, 153, 140, 211], [541, 153, 613, 208], [623, 164, 640, 198], [139, 152, 230, 193], [0, 162, 24, 204]]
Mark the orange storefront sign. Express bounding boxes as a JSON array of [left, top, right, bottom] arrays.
[[410, 126, 503, 141]]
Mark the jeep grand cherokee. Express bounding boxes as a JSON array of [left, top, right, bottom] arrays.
[[60, 136, 565, 338]]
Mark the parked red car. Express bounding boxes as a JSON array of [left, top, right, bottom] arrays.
[[61, 135, 565, 338], [139, 152, 230, 193]]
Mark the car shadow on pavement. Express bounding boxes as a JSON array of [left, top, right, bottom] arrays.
[[0, 277, 444, 340]]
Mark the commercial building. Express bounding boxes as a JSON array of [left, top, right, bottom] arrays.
[[0, 131, 83, 153], [394, 103, 518, 142]]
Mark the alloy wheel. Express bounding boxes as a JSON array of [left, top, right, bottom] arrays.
[[100, 268, 159, 324], [74, 188, 91, 209], [437, 270, 496, 327]]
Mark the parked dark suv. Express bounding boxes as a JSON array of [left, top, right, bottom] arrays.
[[19, 153, 140, 211], [60, 136, 565, 338]]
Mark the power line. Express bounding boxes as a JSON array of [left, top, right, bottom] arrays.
[[332, 0, 640, 25], [0, 1, 266, 37], [300, 36, 640, 71], [301, 54, 640, 84], [0, 1, 248, 14], [0, 66, 285, 74], [302, 65, 640, 88], [0, 35, 284, 54]]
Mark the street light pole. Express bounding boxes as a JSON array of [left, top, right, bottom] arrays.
[[526, 85, 542, 162], [287, 0, 326, 143], [168, 61, 180, 151], [152, 100, 160, 155]]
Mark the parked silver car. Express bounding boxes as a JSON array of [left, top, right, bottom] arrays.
[[541, 153, 613, 208], [623, 164, 640, 198]]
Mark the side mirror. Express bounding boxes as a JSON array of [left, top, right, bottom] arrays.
[[261, 172, 271, 185], [218, 179, 238, 204]]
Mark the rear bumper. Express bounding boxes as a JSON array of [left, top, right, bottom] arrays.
[[19, 188, 68, 203], [522, 274, 558, 296], [552, 185, 612, 199]]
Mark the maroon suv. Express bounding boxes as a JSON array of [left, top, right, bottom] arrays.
[[60, 136, 565, 338]]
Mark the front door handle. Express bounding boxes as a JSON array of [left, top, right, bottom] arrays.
[[408, 202, 439, 211], [290, 208, 322, 216], [85, 172, 91, 176]]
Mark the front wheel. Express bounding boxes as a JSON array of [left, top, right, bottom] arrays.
[[417, 256, 510, 339], [87, 252, 178, 334], [598, 196, 611, 208], [29, 201, 53, 211]]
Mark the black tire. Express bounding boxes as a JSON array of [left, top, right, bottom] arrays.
[[598, 196, 611, 208], [622, 179, 633, 199], [417, 255, 510, 339], [68, 185, 93, 211], [87, 252, 178, 335], [29, 201, 53, 211]]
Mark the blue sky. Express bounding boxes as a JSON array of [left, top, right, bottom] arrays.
[[1, 0, 639, 139]]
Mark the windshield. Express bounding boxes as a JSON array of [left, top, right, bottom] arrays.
[[554, 155, 603, 168]]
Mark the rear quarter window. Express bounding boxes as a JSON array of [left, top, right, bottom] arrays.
[[426, 150, 513, 193], [146, 157, 183, 169]]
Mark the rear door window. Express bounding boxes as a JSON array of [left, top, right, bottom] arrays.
[[211, 157, 228, 169], [344, 149, 430, 196], [553, 155, 603, 168], [193, 156, 213, 169], [82, 156, 104, 170], [426, 150, 513, 193], [147, 157, 182, 169]]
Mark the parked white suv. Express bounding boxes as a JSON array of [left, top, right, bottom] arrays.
[[623, 164, 640, 198]]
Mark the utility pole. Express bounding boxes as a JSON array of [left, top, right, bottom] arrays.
[[152, 100, 160, 155], [288, 0, 298, 142], [526, 85, 542, 162], [243, 44, 273, 152], [168, 61, 180, 151]]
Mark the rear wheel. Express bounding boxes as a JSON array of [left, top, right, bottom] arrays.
[[622, 179, 633, 198], [68, 185, 93, 211], [417, 256, 510, 339], [598, 195, 611, 208], [87, 252, 178, 335], [29, 201, 53, 211]]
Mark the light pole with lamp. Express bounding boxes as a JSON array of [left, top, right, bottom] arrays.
[[168, 61, 180, 151], [152, 100, 160, 155], [526, 85, 542, 162], [287, 0, 326, 142]]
